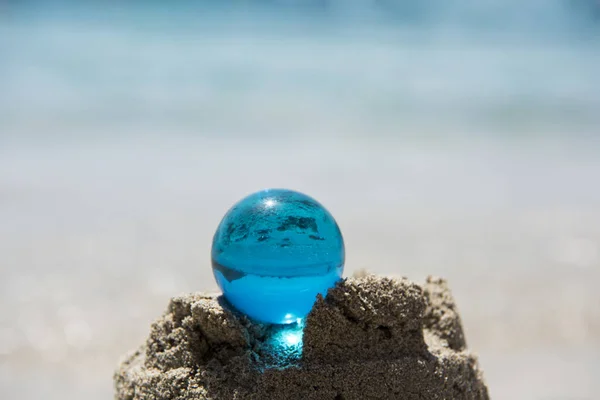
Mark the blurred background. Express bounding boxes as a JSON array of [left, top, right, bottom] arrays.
[[1, 1, 600, 399]]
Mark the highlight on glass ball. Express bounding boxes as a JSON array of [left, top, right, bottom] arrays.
[[211, 189, 345, 325]]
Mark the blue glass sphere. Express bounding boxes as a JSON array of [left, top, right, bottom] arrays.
[[211, 189, 345, 324]]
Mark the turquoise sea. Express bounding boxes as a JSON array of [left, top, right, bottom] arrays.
[[2, 1, 600, 140]]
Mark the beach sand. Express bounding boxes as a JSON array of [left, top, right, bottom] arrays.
[[2, 137, 600, 400], [115, 274, 489, 399]]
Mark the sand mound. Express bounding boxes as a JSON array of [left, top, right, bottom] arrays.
[[115, 275, 489, 399]]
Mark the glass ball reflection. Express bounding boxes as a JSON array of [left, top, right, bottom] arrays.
[[211, 189, 345, 324]]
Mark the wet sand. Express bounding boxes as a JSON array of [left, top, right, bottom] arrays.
[[115, 275, 488, 399]]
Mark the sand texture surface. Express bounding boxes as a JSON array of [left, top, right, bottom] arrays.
[[114, 275, 489, 400]]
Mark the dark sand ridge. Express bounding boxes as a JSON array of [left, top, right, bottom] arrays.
[[114, 274, 489, 399]]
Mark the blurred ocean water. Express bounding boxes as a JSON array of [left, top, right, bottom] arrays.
[[1, 0, 600, 138], [1, 1, 600, 400]]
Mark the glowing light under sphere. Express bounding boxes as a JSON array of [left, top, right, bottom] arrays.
[[211, 189, 345, 324]]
